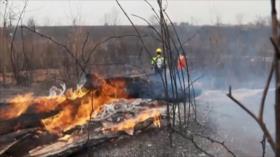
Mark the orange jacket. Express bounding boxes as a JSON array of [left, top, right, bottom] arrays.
[[177, 55, 187, 70]]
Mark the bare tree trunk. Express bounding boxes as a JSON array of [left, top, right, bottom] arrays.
[[271, 0, 280, 156], [1, 1, 9, 87], [0, 29, 6, 86]]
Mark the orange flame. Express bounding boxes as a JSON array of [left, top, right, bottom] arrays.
[[0, 93, 33, 119], [0, 93, 66, 120], [41, 78, 129, 134], [153, 115, 161, 128], [1, 75, 163, 135], [102, 108, 162, 135]]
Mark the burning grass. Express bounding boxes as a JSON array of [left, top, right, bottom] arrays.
[[0, 75, 167, 156], [0, 75, 165, 155]]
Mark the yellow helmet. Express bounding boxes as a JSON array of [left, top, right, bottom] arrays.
[[156, 48, 162, 54]]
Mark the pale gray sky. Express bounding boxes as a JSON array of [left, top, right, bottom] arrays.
[[0, 0, 273, 26]]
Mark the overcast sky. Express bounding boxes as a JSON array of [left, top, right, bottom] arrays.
[[0, 0, 273, 26]]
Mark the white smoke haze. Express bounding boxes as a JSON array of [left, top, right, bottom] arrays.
[[49, 83, 66, 97]]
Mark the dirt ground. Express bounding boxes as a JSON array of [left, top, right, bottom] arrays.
[[73, 102, 231, 157], [72, 115, 232, 157], [73, 126, 208, 157]]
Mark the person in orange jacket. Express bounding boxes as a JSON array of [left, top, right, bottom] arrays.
[[177, 53, 187, 70]]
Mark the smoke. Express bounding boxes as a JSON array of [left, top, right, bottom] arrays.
[[178, 24, 273, 90], [130, 70, 201, 102], [49, 83, 66, 97]]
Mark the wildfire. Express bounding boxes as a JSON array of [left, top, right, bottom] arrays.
[[153, 115, 161, 128], [0, 93, 66, 120], [1, 75, 163, 135], [102, 109, 162, 135], [41, 77, 129, 134], [0, 93, 33, 119]]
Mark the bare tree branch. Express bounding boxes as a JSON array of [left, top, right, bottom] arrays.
[[83, 34, 149, 71], [172, 128, 215, 157], [131, 14, 162, 40], [143, 0, 160, 22], [115, 0, 152, 58], [81, 31, 89, 63], [10, 0, 28, 83], [227, 86, 276, 153], [259, 55, 274, 120], [193, 133, 236, 157], [261, 134, 266, 157], [22, 25, 86, 73]]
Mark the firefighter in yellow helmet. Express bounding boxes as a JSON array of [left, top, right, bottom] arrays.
[[151, 48, 164, 73]]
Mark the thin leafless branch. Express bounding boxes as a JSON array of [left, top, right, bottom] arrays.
[[227, 86, 275, 153], [10, 0, 28, 83], [22, 25, 86, 73], [261, 134, 266, 157], [115, 0, 152, 58], [193, 133, 236, 157], [143, 0, 160, 22], [259, 56, 274, 120], [131, 14, 162, 40], [172, 128, 214, 157], [81, 32, 89, 63], [83, 34, 149, 71]]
